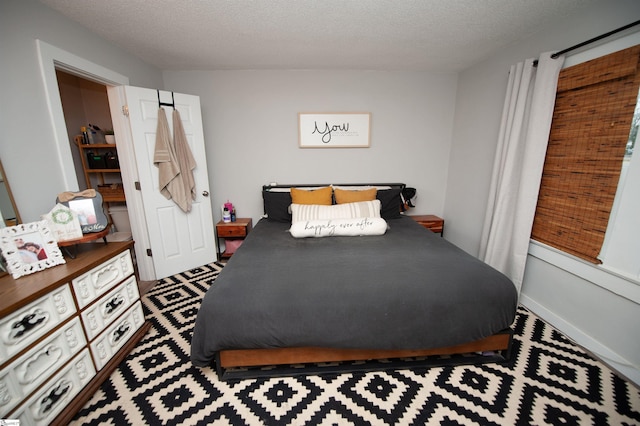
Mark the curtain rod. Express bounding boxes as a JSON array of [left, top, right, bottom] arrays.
[[533, 19, 640, 66], [551, 19, 640, 59]]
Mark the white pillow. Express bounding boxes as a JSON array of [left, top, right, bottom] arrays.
[[290, 217, 388, 238], [291, 200, 381, 223]]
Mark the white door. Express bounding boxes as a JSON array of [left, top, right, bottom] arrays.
[[115, 86, 216, 279]]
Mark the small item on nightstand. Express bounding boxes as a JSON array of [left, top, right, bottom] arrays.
[[223, 208, 231, 223], [224, 201, 236, 222]]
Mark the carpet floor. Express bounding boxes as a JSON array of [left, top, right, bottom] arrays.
[[70, 262, 640, 425]]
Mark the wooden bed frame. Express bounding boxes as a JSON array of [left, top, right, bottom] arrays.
[[215, 329, 513, 380], [211, 182, 514, 380]]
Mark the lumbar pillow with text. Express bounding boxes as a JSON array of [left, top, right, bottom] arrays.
[[290, 217, 388, 238]]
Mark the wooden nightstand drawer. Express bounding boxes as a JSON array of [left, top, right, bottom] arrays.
[[410, 215, 444, 236], [421, 221, 443, 233], [217, 224, 248, 237]]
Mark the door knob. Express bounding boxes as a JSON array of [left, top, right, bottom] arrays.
[[202, 190, 209, 197]]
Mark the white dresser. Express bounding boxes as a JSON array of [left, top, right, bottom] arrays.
[[0, 241, 150, 425]]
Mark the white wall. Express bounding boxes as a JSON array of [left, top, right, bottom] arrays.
[[163, 70, 457, 223], [447, 0, 640, 384], [0, 0, 163, 222]]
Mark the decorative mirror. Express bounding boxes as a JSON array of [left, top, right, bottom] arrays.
[[0, 159, 21, 228], [56, 191, 109, 234]]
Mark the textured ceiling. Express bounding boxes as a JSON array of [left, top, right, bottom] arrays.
[[39, 0, 596, 72]]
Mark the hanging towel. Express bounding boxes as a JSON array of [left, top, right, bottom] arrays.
[[153, 108, 182, 206], [152, 107, 198, 213], [172, 109, 197, 212]]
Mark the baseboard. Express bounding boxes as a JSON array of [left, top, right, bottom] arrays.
[[521, 295, 640, 387]]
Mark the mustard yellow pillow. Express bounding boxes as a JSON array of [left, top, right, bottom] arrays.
[[334, 187, 377, 204], [290, 186, 333, 205]]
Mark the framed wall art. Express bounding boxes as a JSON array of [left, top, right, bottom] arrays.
[[0, 220, 66, 279], [299, 113, 371, 148]]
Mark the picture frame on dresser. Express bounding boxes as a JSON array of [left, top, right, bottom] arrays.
[[0, 220, 65, 279]]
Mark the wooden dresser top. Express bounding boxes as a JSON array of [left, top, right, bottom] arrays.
[[0, 241, 134, 317]]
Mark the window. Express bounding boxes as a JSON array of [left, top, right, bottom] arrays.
[[598, 87, 640, 278], [625, 93, 639, 157], [531, 45, 640, 265]]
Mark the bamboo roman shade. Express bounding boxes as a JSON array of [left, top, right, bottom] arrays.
[[531, 45, 640, 263]]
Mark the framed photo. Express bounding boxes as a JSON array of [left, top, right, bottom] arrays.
[[43, 203, 83, 242], [0, 221, 66, 279], [57, 193, 109, 234], [299, 113, 371, 148]]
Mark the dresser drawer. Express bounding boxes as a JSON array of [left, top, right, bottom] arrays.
[[0, 317, 85, 417], [0, 285, 76, 365], [81, 275, 140, 341], [90, 301, 145, 370], [72, 249, 134, 309], [12, 348, 95, 426]]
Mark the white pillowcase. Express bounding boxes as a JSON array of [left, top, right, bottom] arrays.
[[291, 200, 381, 223], [290, 217, 388, 238]]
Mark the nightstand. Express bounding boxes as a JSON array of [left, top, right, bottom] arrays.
[[410, 214, 444, 236], [215, 218, 252, 260]]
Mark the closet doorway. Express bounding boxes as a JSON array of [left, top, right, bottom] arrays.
[[55, 70, 130, 242]]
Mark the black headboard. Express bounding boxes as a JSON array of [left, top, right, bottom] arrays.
[[262, 183, 406, 192], [261, 183, 407, 221]]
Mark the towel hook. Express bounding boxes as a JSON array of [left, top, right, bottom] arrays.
[[157, 90, 175, 109]]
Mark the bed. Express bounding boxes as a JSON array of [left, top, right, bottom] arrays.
[[191, 183, 518, 380]]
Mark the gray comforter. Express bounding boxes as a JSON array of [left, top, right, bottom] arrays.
[[191, 217, 517, 367]]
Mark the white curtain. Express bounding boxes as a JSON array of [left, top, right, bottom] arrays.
[[479, 52, 565, 294]]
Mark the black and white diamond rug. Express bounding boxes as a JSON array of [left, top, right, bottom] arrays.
[[71, 262, 640, 425]]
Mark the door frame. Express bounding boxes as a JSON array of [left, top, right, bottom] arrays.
[[36, 40, 156, 280]]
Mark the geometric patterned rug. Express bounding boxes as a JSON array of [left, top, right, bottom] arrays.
[[70, 262, 640, 425]]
